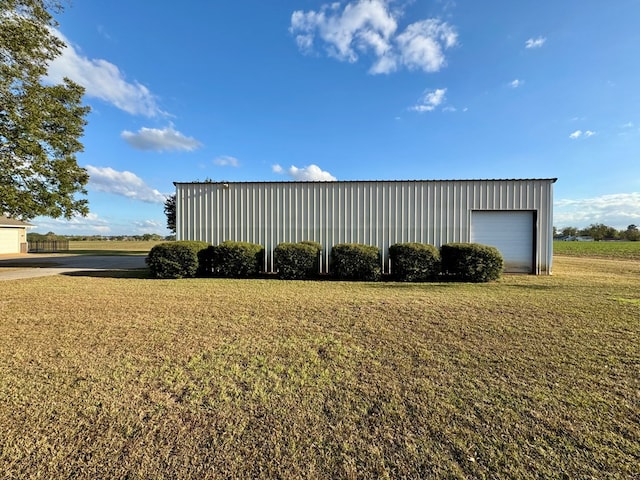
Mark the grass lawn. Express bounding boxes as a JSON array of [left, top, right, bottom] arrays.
[[554, 239, 640, 260], [0, 255, 638, 478], [67, 240, 165, 256]]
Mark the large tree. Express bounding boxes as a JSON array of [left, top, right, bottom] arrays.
[[164, 194, 176, 234], [623, 224, 639, 241], [580, 223, 618, 241], [1, 0, 90, 221], [560, 226, 578, 237]]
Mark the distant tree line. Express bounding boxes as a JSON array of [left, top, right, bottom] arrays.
[[555, 224, 639, 241], [27, 232, 174, 242]]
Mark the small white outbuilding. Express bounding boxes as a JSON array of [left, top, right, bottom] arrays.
[[175, 178, 556, 275], [0, 216, 31, 255]]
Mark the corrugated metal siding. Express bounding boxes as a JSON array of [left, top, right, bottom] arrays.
[[176, 179, 555, 275]]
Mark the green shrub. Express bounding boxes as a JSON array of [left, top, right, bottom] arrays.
[[440, 243, 504, 282], [298, 240, 323, 252], [330, 243, 381, 281], [389, 242, 440, 282], [199, 241, 264, 278], [274, 242, 321, 280], [146, 241, 210, 279]]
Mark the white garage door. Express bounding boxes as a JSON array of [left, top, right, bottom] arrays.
[[0, 228, 20, 254], [471, 211, 534, 273]]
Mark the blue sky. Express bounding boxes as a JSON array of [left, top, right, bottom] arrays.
[[34, 0, 640, 235]]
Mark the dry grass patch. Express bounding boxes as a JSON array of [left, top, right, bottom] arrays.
[[0, 257, 638, 479], [68, 240, 163, 255]]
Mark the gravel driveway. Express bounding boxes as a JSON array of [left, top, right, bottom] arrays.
[[0, 254, 147, 281]]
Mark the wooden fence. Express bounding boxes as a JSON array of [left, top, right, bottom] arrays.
[[28, 240, 70, 253]]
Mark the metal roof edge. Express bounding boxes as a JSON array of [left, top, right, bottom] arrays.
[[173, 178, 558, 186]]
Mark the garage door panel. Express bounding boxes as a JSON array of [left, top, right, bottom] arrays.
[[0, 228, 20, 254], [471, 211, 534, 274]]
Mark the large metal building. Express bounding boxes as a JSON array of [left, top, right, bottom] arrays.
[[175, 178, 556, 275]]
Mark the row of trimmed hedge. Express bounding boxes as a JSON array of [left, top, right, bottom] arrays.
[[328, 242, 503, 283], [198, 242, 264, 278], [146, 241, 266, 280], [145, 241, 210, 279], [146, 240, 503, 282], [273, 241, 322, 280]]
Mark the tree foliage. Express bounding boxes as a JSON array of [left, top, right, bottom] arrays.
[[164, 194, 176, 234], [560, 226, 578, 237], [556, 223, 640, 241], [1, 0, 90, 221], [623, 224, 640, 241], [580, 223, 618, 241]]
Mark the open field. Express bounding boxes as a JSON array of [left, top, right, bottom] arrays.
[[554, 239, 640, 260], [66, 240, 164, 256], [1, 256, 639, 478]]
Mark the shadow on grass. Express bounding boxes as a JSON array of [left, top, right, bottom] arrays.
[[0, 260, 61, 268], [61, 269, 151, 279]]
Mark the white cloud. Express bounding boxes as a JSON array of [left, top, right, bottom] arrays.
[[509, 79, 524, 88], [618, 122, 640, 137], [393, 19, 457, 73], [569, 129, 596, 139], [291, 0, 397, 63], [31, 212, 112, 234], [214, 156, 240, 167], [525, 36, 546, 49], [46, 30, 163, 117], [31, 213, 170, 236], [121, 126, 202, 152], [272, 164, 337, 181], [133, 220, 164, 230], [410, 87, 447, 112], [86, 165, 167, 204], [290, 1, 457, 75], [554, 193, 640, 229]]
